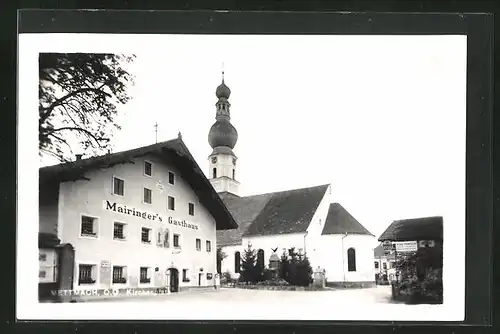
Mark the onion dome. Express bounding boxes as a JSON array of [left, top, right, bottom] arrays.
[[216, 80, 231, 99], [208, 120, 238, 149]]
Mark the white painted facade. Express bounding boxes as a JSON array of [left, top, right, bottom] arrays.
[[40, 153, 219, 291], [317, 234, 376, 283], [374, 255, 397, 282], [208, 153, 240, 195]]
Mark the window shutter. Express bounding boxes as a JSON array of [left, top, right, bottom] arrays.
[[157, 227, 164, 247]]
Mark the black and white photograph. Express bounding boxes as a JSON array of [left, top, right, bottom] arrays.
[[18, 21, 468, 321]]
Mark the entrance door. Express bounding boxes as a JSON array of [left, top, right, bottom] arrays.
[[168, 268, 179, 293], [198, 273, 202, 286]]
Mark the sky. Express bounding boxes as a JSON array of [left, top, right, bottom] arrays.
[[38, 34, 467, 241]]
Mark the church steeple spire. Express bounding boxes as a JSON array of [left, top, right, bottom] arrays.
[[207, 69, 240, 197]]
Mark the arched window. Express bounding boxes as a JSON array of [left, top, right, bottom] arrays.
[[213, 168, 217, 178], [235, 251, 241, 273], [257, 249, 265, 270], [347, 248, 356, 272]]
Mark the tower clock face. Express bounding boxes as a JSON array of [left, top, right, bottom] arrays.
[[211, 157, 217, 164]]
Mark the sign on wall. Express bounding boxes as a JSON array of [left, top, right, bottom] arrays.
[[103, 200, 199, 230], [395, 241, 418, 253], [99, 260, 112, 285]]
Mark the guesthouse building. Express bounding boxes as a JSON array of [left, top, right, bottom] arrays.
[[39, 136, 237, 298]]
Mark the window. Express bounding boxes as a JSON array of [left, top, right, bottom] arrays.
[[374, 261, 379, 269], [257, 249, 265, 270], [113, 222, 125, 240], [113, 177, 124, 196], [347, 248, 356, 272], [196, 238, 201, 251], [112, 266, 127, 284], [232, 169, 235, 179], [173, 234, 181, 248], [188, 202, 195, 216], [78, 264, 96, 285], [206, 240, 212, 253], [182, 269, 189, 282], [144, 161, 152, 176], [141, 227, 152, 243], [39, 249, 57, 283], [81, 216, 97, 237], [140, 267, 150, 283], [168, 171, 175, 185], [143, 187, 152, 204], [383, 262, 387, 270], [390, 261, 395, 269], [212, 168, 217, 178], [168, 196, 175, 211], [235, 251, 241, 273]]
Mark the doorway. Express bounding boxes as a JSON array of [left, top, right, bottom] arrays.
[[168, 268, 179, 293], [198, 273, 202, 286]]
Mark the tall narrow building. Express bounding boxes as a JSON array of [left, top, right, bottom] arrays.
[[208, 72, 240, 198]]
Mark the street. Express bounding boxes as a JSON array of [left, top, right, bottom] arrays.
[[85, 285, 396, 304]]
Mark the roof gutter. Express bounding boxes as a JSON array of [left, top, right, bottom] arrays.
[[342, 232, 348, 282]]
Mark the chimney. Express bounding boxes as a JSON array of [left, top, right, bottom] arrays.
[[75, 154, 83, 161]]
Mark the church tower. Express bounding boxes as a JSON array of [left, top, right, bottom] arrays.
[[208, 71, 240, 197]]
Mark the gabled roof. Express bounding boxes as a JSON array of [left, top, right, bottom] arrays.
[[216, 184, 330, 246], [321, 203, 374, 236], [39, 137, 238, 231], [373, 244, 396, 259], [378, 216, 443, 242]]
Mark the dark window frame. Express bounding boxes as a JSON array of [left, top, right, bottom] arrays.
[[113, 222, 125, 240], [143, 187, 152, 204], [168, 171, 175, 185], [173, 234, 181, 248], [144, 161, 152, 177], [235, 251, 241, 273], [78, 264, 95, 285], [168, 196, 175, 211], [188, 202, 195, 216], [113, 176, 125, 196], [141, 227, 152, 243], [347, 248, 357, 272]]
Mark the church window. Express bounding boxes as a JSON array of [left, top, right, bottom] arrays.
[[257, 249, 265, 270], [235, 251, 241, 273], [232, 169, 235, 179], [213, 168, 217, 178], [347, 248, 356, 272]]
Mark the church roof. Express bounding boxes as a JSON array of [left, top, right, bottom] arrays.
[[378, 216, 443, 242], [216, 184, 330, 246], [39, 137, 238, 231], [321, 203, 374, 236]]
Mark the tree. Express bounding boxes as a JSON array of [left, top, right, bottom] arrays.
[[39, 53, 136, 162], [240, 245, 261, 284], [216, 247, 227, 274], [279, 247, 313, 287]]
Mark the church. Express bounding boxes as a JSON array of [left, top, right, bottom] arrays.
[[209, 73, 377, 286]]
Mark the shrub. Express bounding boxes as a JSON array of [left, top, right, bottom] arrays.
[[279, 247, 313, 287]]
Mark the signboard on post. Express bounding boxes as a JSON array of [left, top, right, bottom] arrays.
[[395, 241, 418, 253]]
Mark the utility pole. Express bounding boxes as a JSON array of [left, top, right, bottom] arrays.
[[154, 122, 158, 144]]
